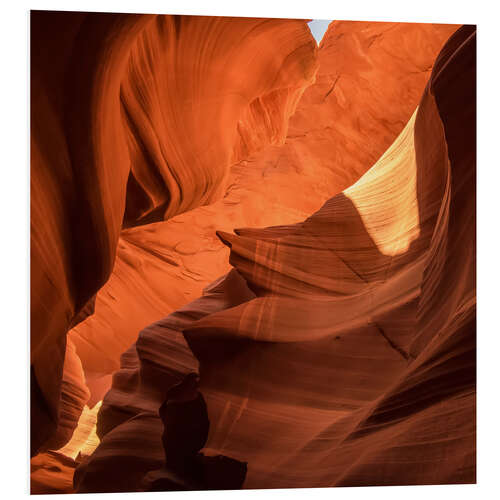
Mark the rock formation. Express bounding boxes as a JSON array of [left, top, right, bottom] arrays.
[[30, 10, 474, 494], [68, 19, 457, 413], [31, 452, 77, 494], [73, 24, 475, 492], [31, 11, 318, 457]]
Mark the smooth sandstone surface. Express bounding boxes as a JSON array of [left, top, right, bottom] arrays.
[[30, 11, 473, 494], [31, 452, 77, 494], [74, 25, 475, 492], [69, 20, 457, 411], [31, 11, 317, 456]]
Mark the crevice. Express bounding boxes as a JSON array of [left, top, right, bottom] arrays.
[[374, 324, 409, 360], [323, 75, 340, 102]]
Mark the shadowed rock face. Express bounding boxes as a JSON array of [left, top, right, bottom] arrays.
[[68, 19, 457, 417], [30, 11, 474, 494], [142, 373, 247, 491], [30, 11, 317, 457], [74, 25, 475, 492]]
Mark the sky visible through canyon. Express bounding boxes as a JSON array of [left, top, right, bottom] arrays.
[[307, 19, 331, 44]]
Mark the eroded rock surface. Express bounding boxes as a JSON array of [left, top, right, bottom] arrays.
[[30, 11, 474, 494], [69, 19, 457, 412], [31, 11, 317, 456], [74, 24, 475, 492]]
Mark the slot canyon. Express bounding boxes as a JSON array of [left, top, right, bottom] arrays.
[[30, 11, 475, 493]]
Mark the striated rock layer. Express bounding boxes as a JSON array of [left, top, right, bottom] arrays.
[[30, 11, 318, 456], [31, 452, 77, 495], [68, 20, 457, 414], [30, 9, 473, 493], [73, 25, 475, 492]]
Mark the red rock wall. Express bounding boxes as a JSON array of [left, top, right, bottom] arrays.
[[285, 20, 460, 192], [73, 24, 475, 493], [30, 11, 474, 493], [68, 20, 456, 416], [121, 16, 318, 226], [30, 11, 317, 456]]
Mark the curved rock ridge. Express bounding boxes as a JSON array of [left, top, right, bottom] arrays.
[[73, 271, 254, 492], [284, 20, 459, 192], [73, 25, 475, 491], [121, 15, 318, 227], [40, 339, 90, 453], [30, 11, 317, 455], [31, 12, 152, 454], [68, 20, 457, 414], [31, 451, 77, 494]]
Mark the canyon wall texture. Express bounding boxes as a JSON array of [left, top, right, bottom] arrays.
[[72, 25, 475, 492], [31, 11, 317, 457], [68, 19, 457, 417], [30, 11, 474, 494]]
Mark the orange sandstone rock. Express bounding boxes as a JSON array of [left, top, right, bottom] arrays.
[[73, 24, 475, 492], [69, 20, 457, 411], [31, 11, 317, 455], [30, 10, 474, 493]]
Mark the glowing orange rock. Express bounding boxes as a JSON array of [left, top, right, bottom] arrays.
[[69, 20, 457, 412], [30, 10, 474, 493], [74, 25, 475, 492], [30, 11, 317, 455]]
